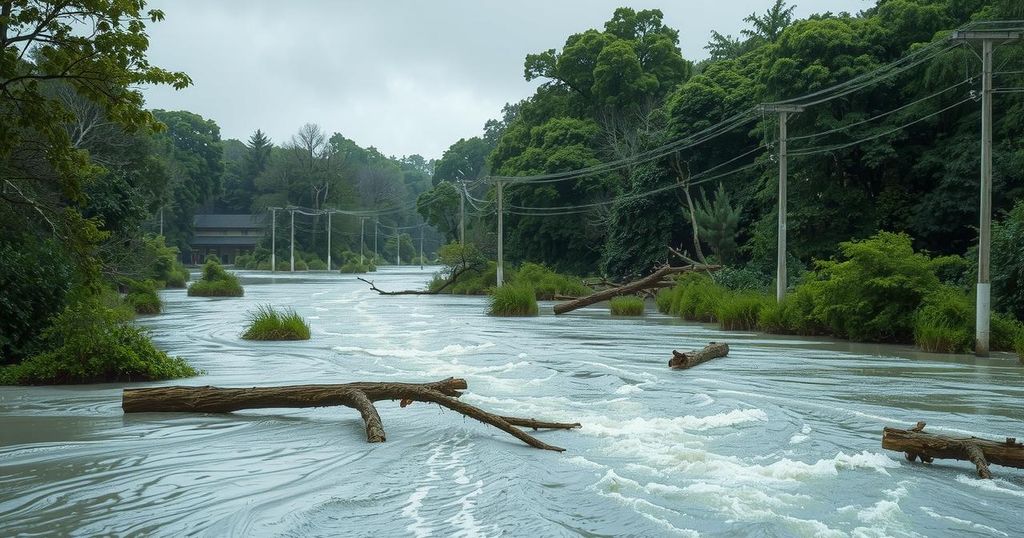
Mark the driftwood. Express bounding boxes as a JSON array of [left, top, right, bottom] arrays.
[[356, 277, 435, 295], [669, 342, 730, 369], [554, 264, 720, 315], [122, 377, 580, 452], [882, 421, 1024, 479]]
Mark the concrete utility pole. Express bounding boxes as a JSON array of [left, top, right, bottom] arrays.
[[289, 209, 295, 272], [374, 218, 378, 263], [270, 207, 278, 272], [360, 216, 367, 265], [159, 207, 163, 237], [419, 224, 424, 269], [496, 181, 504, 287], [326, 210, 332, 271], [761, 104, 804, 303], [950, 29, 1022, 355], [459, 180, 466, 245], [395, 226, 400, 267]]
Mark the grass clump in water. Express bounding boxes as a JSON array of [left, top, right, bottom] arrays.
[[609, 296, 644, 316], [188, 259, 244, 297], [241, 305, 311, 341], [717, 292, 770, 330], [489, 283, 538, 316], [655, 288, 674, 314], [913, 288, 974, 353]]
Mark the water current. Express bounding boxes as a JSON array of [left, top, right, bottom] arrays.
[[2, 267, 1022, 537]]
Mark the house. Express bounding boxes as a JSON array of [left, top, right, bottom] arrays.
[[190, 214, 266, 265]]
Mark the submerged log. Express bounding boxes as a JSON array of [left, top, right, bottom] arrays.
[[668, 342, 730, 369], [554, 264, 720, 315], [123, 377, 581, 452], [882, 421, 1024, 479]]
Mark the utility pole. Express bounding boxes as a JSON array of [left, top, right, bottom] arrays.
[[419, 224, 424, 269], [290, 208, 295, 272], [159, 207, 164, 237], [761, 104, 804, 303], [326, 210, 332, 271], [395, 226, 400, 267], [360, 216, 367, 265], [951, 29, 1022, 355], [374, 218, 378, 263], [459, 180, 466, 245], [270, 207, 277, 272], [496, 181, 504, 287]]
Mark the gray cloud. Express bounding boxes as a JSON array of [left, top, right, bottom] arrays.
[[142, 0, 869, 158]]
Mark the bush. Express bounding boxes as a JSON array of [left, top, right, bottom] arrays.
[[307, 259, 327, 271], [165, 265, 189, 288], [294, 259, 309, 271], [233, 253, 254, 268], [0, 297, 197, 385], [340, 261, 370, 274], [276, 261, 290, 271], [0, 235, 73, 362], [123, 279, 162, 315], [913, 288, 974, 353], [715, 266, 771, 292], [717, 292, 770, 331], [992, 199, 1024, 320], [515, 262, 591, 299], [188, 259, 244, 297], [241, 305, 311, 341], [757, 285, 822, 335], [810, 232, 961, 342], [655, 288, 674, 314], [677, 276, 727, 322], [610, 296, 645, 316], [205, 253, 221, 264], [256, 261, 272, 271], [1015, 334, 1024, 364], [991, 313, 1024, 352], [489, 283, 538, 316]]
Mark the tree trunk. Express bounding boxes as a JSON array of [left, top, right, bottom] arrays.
[[554, 264, 719, 315], [122, 377, 581, 452], [668, 342, 730, 369], [882, 421, 1024, 479]]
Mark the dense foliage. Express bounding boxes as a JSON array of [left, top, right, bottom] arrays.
[[187, 258, 244, 297]]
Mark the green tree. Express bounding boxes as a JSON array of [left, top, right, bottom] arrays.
[[693, 183, 743, 264]]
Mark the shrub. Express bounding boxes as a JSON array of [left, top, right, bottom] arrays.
[[1015, 334, 1024, 364], [188, 259, 244, 297], [234, 253, 254, 268], [205, 254, 221, 264], [655, 288, 674, 314], [123, 279, 162, 315], [294, 259, 309, 271], [165, 265, 189, 288], [810, 232, 961, 342], [0, 297, 197, 385], [241, 305, 311, 341], [340, 261, 370, 274], [256, 261, 272, 271], [489, 283, 538, 316], [678, 277, 727, 322], [992, 199, 1024, 320], [276, 261, 290, 271], [913, 288, 974, 353], [991, 313, 1024, 352], [0, 235, 73, 362], [515, 262, 591, 299], [715, 266, 771, 292], [610, 296, 645, 316], [757, 285, 822, 335], [717, 292, 771, 331], [307, 259, 327, 271]]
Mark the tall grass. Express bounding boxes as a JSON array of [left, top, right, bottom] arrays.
[[1015, 334, 1024, 364], [717, 292, 770, 330], [188, 259, 244, 297], [609, 296, 645, 316], [489, 283, 538, 316], [655, 288, 674, 314], [241, 305, 311, 340]]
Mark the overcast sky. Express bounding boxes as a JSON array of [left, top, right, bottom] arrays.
[[142, 1, 869, 159]]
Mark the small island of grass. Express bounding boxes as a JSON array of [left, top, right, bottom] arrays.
[[188, 257, 244, 297], [241, 305, 311, 340], [489, 282, 539, 316], [609, 296, 645, 316]]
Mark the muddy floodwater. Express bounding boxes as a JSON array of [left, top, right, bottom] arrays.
[[2, 268, 1023, 537]]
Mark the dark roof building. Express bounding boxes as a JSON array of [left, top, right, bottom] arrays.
[[190, 214, 266, 265]]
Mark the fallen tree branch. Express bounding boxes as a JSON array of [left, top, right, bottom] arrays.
[[553, 264, 720, 315], [881, 421, 1024, 479], [355, 276, 434, 295], [669, 342, 730, 369], [122, 377, 581, 452]]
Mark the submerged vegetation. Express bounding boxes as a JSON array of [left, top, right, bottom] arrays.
[[241, 305, 311, 341], [609, 296, 645, 316], [489, 283, 539, 316], [124, 279, 162, 315], [428, 243, 590, 299], [188, 258, 244, 297]]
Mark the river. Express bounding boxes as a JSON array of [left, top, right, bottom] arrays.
[[1, 267, 1022, 537]]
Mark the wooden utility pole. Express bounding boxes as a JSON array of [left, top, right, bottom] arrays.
[[951, 29, 1022, 355], [496, 181, 504, 286], [761, 104, 804, 302]]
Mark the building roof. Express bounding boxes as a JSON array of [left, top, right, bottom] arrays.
[[193, 214, 266, 230], [190, 236, 262, 247]]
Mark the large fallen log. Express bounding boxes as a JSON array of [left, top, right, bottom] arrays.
[[123, 377, 580, 452], [882, 421, 1024, 479], [553, 264, 720, 315], [669, 342, 730, 369]]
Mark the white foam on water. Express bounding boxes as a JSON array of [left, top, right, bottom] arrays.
[[789, 424, 812, 444], [955, 475, 1024, 498], [333, 342, 496, 359], [920, 506, 1009, 536], [614, 384, 643, 395], [592, 470, 698, 537], [582, 408, 768, 438]]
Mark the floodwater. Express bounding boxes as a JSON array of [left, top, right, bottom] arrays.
[[2, 268, 1023, 537]]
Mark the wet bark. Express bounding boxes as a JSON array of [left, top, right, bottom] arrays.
[[122, 377, 581, 452], [882, 421, 1024, 479], [668, 342, 730, 369], [553, 264, 720, 315]]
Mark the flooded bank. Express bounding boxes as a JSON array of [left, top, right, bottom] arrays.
[[2, 268, 1022, 536]]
